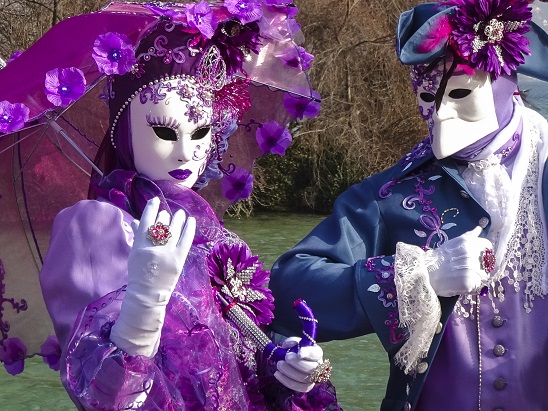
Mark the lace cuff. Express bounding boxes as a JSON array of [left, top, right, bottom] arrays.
[[393, 242, 441, 374]]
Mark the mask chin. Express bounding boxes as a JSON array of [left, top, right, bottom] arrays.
[[430, 70, 499, 159]]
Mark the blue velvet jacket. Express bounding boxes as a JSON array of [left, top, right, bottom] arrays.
[[269, 133, 548, 410]]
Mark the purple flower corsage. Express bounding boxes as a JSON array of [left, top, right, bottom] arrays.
[[207, 241, 274, 326], [221, 167, 254, 202], [224, 0, 263, 25], [92, 32, 136, 75], [0, 100, 30, 133], [185, 0, 218, 39], [284, 90, 321, 120], [44, 67, 86, 107], [40, 335, 61, 371], [444, 0, 532, 78], [256, 120, 292, 156], [279, 45, 314, 70], [0, 337, 27, 375]]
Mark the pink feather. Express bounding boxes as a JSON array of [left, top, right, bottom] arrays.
[[417, 15, 453, 53]]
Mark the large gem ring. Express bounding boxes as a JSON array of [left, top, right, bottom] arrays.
[[480, 248, 496, 274], [147, 222, 172, 246], [308, 359, 332, 384]]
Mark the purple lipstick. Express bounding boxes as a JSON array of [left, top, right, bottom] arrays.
[[169, 169, 192, 180]]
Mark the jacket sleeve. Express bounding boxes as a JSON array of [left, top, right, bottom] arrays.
[[269, 179, 406, 353]]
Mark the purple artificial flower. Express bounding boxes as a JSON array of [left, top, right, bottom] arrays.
[[92, 32, 136, 75], [0, 338, 27, 375], [7, 50, 23, 64], [45, 67, 86, 107], [185, 1, 218, 39], [211, 20, 262, 75], [40, 335, 61, 371], [144, 3, 185, 20], [221, 167, 254, 202], [283, 90, 321, 120], [224, 0, 263, 25], [279, 45, 314, 70], [0, 100, 30, 134], [286, 17, 301, 35], [207, 241, 274, 326], [444, 0, 532, 78], [256, 120, 292, 155]]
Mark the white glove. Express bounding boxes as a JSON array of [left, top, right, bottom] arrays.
[[110, 197, 196, 357], [426, 226, 492, 297], [274, 337, 326, 393]]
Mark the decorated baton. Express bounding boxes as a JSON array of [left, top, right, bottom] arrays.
[[218, 296, 318, 363]]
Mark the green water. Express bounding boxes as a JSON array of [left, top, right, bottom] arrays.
[[0, 213, 388, 410]]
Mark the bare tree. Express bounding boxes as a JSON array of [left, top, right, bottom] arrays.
[[253, 0, 428, 212]]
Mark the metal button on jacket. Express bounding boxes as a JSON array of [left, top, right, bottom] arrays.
[[491, 315, 505, 328], [479, 217, 490, 228], [493, 344, 506, 357], [460, 190, 470, 198], [417, 361, 428, 374], [494, 377, 508, 390], [435, 322, 443, 334]]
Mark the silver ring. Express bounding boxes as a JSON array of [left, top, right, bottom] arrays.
[[308, 359, 332, 384]]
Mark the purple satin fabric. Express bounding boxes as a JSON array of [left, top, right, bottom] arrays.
[[41, 174, 341, 410]]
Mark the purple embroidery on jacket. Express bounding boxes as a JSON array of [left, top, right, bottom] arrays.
[[403, 171, 458, 248], [380, 167, 459, 249], [398, 138, 432, 172], [379, 179, 396, 199], [0, 259, 28, 346], [365, 257, 404, 344]]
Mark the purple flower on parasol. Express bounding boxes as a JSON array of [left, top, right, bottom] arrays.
[[224, 0, 263, 25], [207, 241, 274, 326], [256, 120, 292, 156], [279, 45, 314, 70], [40, 335, 61, 371], [0, 100, 30, 133], [44, 67, 86, 108], [222, 167, 254, 202], [144, 3, 185, 20], [0, 337, 27, 375], [92, 32, 136, 75], [185, 1, 218, 39], [283, 90, 321, 120], [444, 0, 532, 78]]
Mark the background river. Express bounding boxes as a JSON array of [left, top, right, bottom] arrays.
[[0, 78, 546, 410]]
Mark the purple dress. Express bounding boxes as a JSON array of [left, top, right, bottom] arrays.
[[40, 194, 340, 411]]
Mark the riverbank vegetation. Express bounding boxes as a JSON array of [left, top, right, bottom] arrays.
[[252, 0, 427, 213], [0, 0, 427, 214]]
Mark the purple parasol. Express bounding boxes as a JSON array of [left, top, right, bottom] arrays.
[[0, 1, 319, 371]]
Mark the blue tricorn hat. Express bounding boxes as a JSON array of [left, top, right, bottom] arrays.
[[396, 2, 548, 82]]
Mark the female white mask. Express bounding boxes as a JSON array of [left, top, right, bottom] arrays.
[[130, 77, 213, 187]]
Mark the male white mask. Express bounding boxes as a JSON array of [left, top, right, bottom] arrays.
[[130, 78, 213, 187], [414, 64, 499, 160]]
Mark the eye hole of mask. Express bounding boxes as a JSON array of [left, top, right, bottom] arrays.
[[153, 126, 178, 141], [420, 92, 436, 103], [448, 88, 472, 99], [192, 126, 211, 141]]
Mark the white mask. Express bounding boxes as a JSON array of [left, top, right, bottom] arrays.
[[130, 78, 213, 187], [414, 65, 499, 160]]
